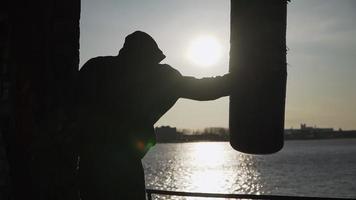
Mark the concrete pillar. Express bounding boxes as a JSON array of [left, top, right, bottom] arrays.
[[5, 0, 80, 199]]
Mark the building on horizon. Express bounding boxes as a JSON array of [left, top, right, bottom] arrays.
[[155, 126, 181, 142]]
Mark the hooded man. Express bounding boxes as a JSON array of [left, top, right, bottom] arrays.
[[76, 31, 231, 200]]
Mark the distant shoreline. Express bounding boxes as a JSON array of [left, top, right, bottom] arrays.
[[155, 125, 356, 144], [156, 137, 356, 144], [156, 131, 356, 143]]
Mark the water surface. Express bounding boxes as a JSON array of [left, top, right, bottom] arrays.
[[143, 139, 356, 199]]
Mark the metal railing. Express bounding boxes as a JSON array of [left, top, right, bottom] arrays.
[[1, 186, 353, 200], [146, 189, 352, 200]]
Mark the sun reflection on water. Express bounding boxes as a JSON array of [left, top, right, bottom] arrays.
[[168, 142, 264, 199], [234, 153, 263, 195], [190, 142, 227, 167], [143, 142, 265, 199], [186, 143, 227, 193]]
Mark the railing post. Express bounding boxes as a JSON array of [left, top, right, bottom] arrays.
[[146, 190, 152, 200]]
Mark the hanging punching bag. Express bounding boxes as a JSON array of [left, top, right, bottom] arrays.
[[229, 0, 288, 154]]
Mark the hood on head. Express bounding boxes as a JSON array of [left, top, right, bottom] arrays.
[[118, 31, 166, 64]]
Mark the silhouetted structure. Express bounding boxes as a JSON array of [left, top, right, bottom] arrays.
[[1, 1, 80, 200], [154, 125, 356, 143], [155, 126, 230, 143], [0, 8, 11, 199], [284, 124, 356, 140], [155, 126, 182, 142], [299, 123, 333, 132]]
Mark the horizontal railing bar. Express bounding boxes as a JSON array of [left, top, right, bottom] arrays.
[[146, 189, 353, 200]]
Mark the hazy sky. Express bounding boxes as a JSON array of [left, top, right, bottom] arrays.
[[80, 0, 356, 130]]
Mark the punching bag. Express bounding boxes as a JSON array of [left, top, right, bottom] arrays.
[[229, 0, 288, 154]]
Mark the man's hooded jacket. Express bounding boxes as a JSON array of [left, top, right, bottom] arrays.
[[76, 31, 181, 157]]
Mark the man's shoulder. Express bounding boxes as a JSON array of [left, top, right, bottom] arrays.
[[157, 64, 182, 77]]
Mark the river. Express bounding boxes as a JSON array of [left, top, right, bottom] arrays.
[[142, 139, 356, 199]]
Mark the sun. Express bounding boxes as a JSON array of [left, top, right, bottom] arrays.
[[187, 36, 222, 67]]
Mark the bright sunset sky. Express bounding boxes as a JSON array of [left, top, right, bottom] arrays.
[[80, 0, 356, 130]]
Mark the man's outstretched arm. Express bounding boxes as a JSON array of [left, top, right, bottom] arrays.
[[177, 73, 232, 101]]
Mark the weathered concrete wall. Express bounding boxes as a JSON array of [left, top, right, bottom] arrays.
[[1, 0, 80, 199], [0, 2, 12, 199]]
